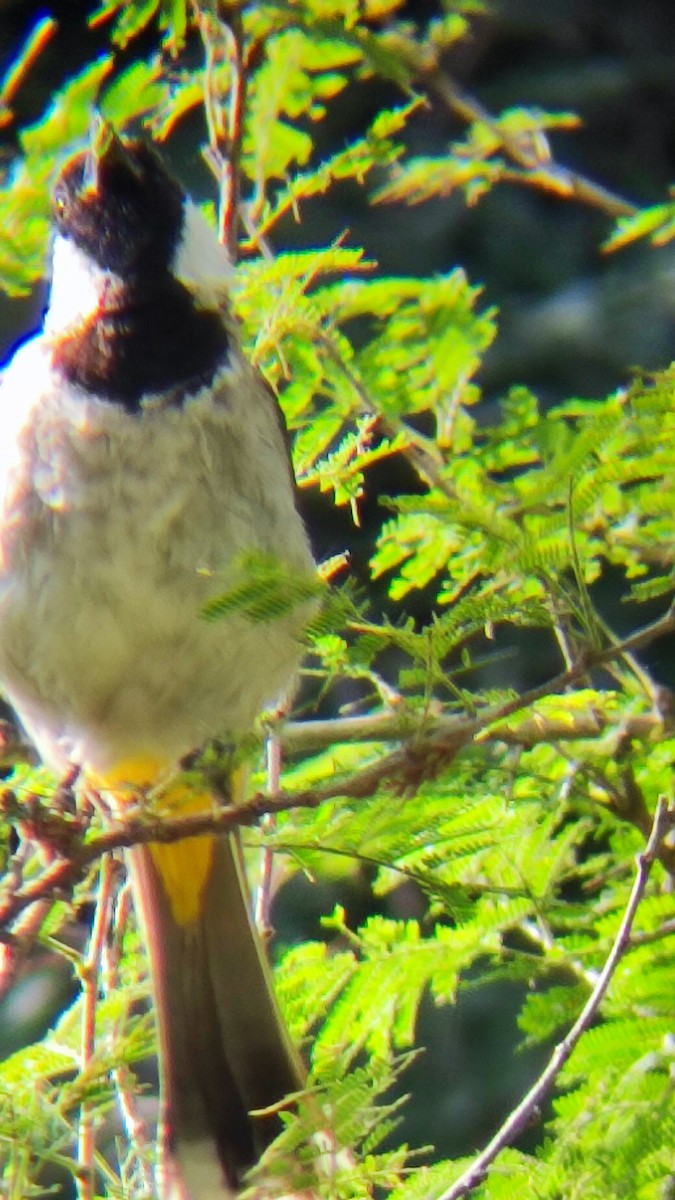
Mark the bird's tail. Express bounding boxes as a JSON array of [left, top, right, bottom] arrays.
[[125, 798, 305, 1199]]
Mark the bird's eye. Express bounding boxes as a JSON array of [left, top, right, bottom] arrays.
[[53, 188, 68, 220]]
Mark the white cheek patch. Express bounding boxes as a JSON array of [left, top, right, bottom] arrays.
[[172, 201, 232, 302], [44, 236, 120, 336]]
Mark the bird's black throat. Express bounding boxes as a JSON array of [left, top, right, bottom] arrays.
[[52, 273, 230, 412]]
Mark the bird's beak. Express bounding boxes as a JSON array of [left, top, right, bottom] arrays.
[[82, 118, 138, 193]]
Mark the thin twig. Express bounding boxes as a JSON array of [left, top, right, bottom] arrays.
[[0, 853, 85, 929], [0, 896, 52, 995], [76, 855, 115, 1200], [519, 918, 600, 990], [100, 872, 156, 1196], [629, 916, 675, 948], [102, 872, 131, 988], [593, 610, 666, 708], [195, 1, 247, 258], [254, 733, 281, 935], [279, 706, 660, 755], [0, 769, 80, 992], [474, 603, 675, 735], [222, 7, 246, 258], [436, 796, 674, 1200], [316, 331, 455, 500], [113, 1063, 155, 1197], [414, 53, 637, 221]]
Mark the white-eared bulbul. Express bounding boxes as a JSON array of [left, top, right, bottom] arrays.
[[0, 128, 315, 1198]]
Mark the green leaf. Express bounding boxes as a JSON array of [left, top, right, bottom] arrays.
[[202, 553, 323, 624], [605, 199, 675, 252]]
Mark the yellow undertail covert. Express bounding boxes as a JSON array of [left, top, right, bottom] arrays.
[[94, 755, 248, 926]]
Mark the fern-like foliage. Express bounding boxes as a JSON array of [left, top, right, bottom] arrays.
[[0, 2, 673, 1199]]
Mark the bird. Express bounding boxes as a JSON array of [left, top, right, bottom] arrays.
[[0, 125, 316, 1197]]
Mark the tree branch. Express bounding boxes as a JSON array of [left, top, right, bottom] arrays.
[[1, 605, 673, 937], [435, 796, 675, 1200], [281, 604, 675, 755], [279, 706, 661, 756], [408, 42, 638, 220]]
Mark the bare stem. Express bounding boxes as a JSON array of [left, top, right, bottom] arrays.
[[0, 895, 51, 996], [113, 1062, 155, 1197], [99, 873, 156, 1195], [254, 734, 281, 935], [76, 855, 115, 1200], [195, 1, 247, 258]]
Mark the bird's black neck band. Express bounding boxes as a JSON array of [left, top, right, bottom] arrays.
[[51, 274, 230, 413]]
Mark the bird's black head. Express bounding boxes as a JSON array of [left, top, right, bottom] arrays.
[[52, 133, 185, 276], [48, 130, 231, 410]]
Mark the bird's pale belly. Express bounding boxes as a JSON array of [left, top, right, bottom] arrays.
[[0, 363, 313, 776]]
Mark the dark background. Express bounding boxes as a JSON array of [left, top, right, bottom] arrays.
[[0, 0, 673, 1184]]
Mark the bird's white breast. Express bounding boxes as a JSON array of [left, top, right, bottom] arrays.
[[0, 339, 313, 776]]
